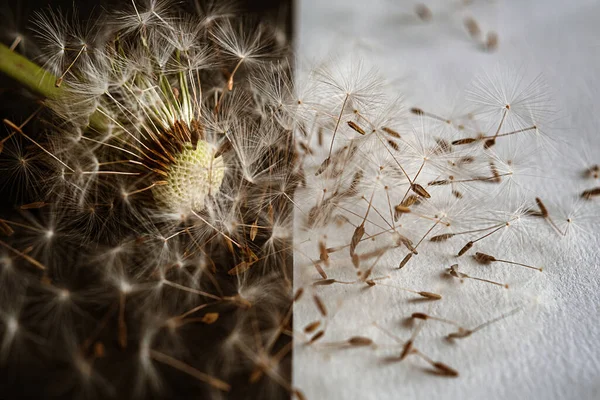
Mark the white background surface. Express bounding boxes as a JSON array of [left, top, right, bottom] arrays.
[[293, 1, 600, 399]]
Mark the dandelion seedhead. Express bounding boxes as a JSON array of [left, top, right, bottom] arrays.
[[0, 0, 598, 399]]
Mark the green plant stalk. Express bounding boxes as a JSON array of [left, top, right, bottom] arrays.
[[0, 42, 63, 99], [0, 42, 104, 129]]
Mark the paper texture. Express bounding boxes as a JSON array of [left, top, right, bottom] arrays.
[[293, 1, 600, 399]]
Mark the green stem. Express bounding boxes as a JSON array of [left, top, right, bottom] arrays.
[[0, 42, 62, 99], [0, 42, 105, 129]]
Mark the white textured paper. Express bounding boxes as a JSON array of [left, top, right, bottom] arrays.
[[293, 1, 600, 399]]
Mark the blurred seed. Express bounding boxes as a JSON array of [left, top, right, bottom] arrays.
[[201, 313, 219, 324], [313, 294, 327, 317], [304, 321, 321, 334], [485, 31, 499, 51], [464, 16, 481, 38], [411, 312, 429, 320], [20, 201, 46, 209], [418, 291, 442, 300], [309, 330, 325, 344], [348, 336, 373, 346], [415, 4, 432, 21], [432, 362, 459, 377], [382, 126, 401, 138], [581, 187, 600, 199]]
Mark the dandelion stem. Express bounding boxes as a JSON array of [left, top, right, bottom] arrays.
[[0, 43, 62, 100]]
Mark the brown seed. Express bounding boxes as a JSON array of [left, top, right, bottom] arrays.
[[347, 121, 366, 135], [418, 291, 442, 300], [350, 224, 365, 256], [486, 31, 499, 51], [382, 126, 401, 138], [313, 295, 327, 317], [452, 138, 478, 145], [447, 328, 473, 339], [457, 241, 474, 256], [293, 389, 307, 400], [314, 262, 327, 280], [484, 138, 496, 149], [227, 261, 252, 275], [411, 312, 429, 320], [399, 340, 414, 361], [432, 361, 459, 377], [309, 330, 325, 344], [315, 157, 331, 176], [402, 195, 419, 208], [348, 336, 373, 346], [94, 342, 105, 358], [304, 321, 321, 334], [452, 190, 463, 199], [319, 241, 329, 265], [366, 280, 376, 287], [250, 220, 259, 241], [201, 312, 219, 324], [294, 288, 304, 302], [399, 253, 413, 269], [581, 187, 600, 199], [20, 201, 46, 210], [474, 252, 496, 264], [349, 171, 363, 193], [428, 179, 449, 186], [352, 253, 360, 269], [415, 4, 432, 21], [395, 233, 416, 253], [394, 204, 411, 219], [387, 140, 400, 151], [411, 183, 431, 199], [430, 233, 454, 242], [535, 197, 549, 217], [313, 278, 336, 286], [464, 16, 481, 38]]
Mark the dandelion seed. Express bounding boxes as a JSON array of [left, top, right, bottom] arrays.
[[415, 4, 432, 22], [304, 321, 321, 334], [347, 121, 366, 135], [347, 336, 373, 346], [474, 252, 542, 271], [313, 294, 327, 317], [464, 17, 481, 38], [309, 330, 325, 344], [485, 31, 499, 51], [581, 187, 600, 199]]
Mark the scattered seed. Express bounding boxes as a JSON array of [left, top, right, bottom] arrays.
[[313, 294, 327, 317], [304, 321, 321, 334], [309, 330, 325, 344], [430, 233, 454, 242], [457, 241, 473, 256], [415, 4, 432, 21], [581, 187, 600, 199], [418, 291, 442, 300], [464, 16, 481, 38], [348, 336, 373, 346], [399, 253, 413, 269]]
